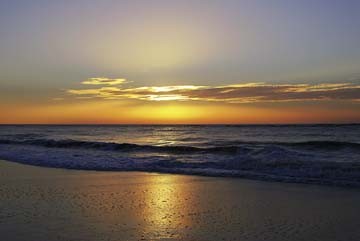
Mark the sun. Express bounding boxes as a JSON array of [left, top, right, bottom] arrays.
[[129, 105, 205, 123]]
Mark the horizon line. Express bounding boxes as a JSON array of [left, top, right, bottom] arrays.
[[0, 123, 359, 126]]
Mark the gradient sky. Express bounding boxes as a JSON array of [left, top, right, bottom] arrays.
[[0, 0, 359, 124]]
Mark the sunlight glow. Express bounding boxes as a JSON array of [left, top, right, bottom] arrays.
[[142, 174, 191, 239], [146, 95, 188, 101]]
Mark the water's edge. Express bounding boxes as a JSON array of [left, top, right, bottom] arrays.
[[0, 143, 359, 188]]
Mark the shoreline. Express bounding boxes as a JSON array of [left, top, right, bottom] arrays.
[[1, 155, 359, 188], [1, 159, 360, 241]]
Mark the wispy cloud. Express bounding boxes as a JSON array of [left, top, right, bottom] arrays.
[[68, 78, 360, 103], [81, 77, 127, 85]]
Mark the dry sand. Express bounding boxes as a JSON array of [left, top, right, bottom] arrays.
[[1, 159, 360, 241]]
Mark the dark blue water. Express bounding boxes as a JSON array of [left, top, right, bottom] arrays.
[[0, 125, 359, 186]]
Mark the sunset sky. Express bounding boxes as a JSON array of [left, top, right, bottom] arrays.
[[1, 0, 359, 124]]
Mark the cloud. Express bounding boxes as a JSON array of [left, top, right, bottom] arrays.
[[68, 78, 360, 103], [81, 77, 127, 85]]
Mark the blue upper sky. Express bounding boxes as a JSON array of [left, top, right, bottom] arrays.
[[1, 0, 360, 89]]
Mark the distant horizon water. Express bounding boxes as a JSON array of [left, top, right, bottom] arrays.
[[1, 123, 360, 126]]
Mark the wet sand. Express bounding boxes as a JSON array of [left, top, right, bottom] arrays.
[[1, 160, 360, 241]]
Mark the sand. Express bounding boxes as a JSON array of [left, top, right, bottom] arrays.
[[1, 160, 360, 241]]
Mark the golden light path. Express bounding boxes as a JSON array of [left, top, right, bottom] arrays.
[[141, 175, 192, 239], [67, 172, 194, 240]]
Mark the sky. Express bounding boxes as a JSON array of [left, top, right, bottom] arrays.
[[0, 0, 359, 124]]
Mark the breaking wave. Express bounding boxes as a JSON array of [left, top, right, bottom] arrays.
[[0, 136, 360, 187], [0, 138, 359, 153]]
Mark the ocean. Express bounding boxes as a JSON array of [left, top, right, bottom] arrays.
[[0, 124, 359, 186]]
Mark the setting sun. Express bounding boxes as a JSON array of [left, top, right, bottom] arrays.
[[1, 1, 360, 241]]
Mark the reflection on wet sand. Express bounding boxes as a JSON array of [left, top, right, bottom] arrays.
[[74, 173, 195, 239], [49, 169, 197, 240], [2, 160, 360, 241], [141, 175, 192, 239]]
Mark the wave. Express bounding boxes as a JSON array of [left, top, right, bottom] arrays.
[[0, 138, 242, 154], [211, 140, 360, 150], [0, 138, 359, 154], [1, 137, 360, 187]]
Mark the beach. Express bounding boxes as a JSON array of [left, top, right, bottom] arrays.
[[1, 160, 360, 241], [2, 0, 360, 240]]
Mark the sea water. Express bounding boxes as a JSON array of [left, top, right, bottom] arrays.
[[0, 124, 359, 186]]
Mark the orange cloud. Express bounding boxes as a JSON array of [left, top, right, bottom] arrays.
[[68, 78, 360, 103]]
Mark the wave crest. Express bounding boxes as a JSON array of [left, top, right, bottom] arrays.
[[1, 137, 360, 187], [0, 138, 359, 154]]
